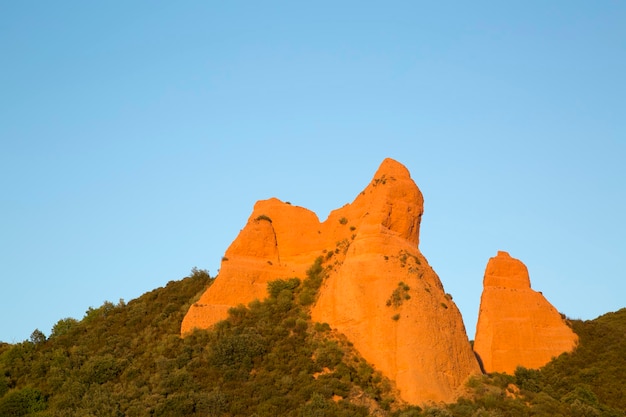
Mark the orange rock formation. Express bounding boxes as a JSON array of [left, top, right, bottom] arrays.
[[182, 158, 481, 404], [473, 251, 578, 374]]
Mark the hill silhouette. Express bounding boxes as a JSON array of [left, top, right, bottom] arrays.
[[1, 265, 624, 416]]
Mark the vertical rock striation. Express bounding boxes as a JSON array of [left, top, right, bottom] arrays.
[[182, 158, 481, 404], [473, 251, 578, 374]]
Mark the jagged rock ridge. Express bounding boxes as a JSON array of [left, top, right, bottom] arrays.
[[473, 251, 578, 374], [182, 158, 481, 404]]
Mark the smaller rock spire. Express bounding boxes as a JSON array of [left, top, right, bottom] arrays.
[[483, 251, 531, 289], [474, 251, 578, 374]]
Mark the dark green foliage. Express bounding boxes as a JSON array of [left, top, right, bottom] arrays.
[[0, 270, 212, 416], [0, 376, 8, 399], [299, 256, 325, 306], [0, 262, 392, 416], [536, 309, 626, 412], [0, 387, 47, 416], [255, 214, 272, 223], [387, 281, 411, 308], [514, 366, 542, 393], [79, 354, 125, 385], [49, 318, 77, 338], [210, 328, 267, 369], [314, 340, 344, 369], [1, 255, 624, 417], [314, 322, 331, 332], [29, 330, 46, 345], [267, 277, 301, 299]]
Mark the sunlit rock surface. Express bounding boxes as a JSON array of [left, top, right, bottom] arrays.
[[473, 251, 578, 374], [182, 158, 481, 403]]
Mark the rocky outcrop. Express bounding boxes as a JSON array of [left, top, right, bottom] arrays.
[[181, 158, 481, 404], [473, 251, 578, 374]]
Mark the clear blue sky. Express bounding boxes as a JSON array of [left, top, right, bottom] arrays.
[[1, 2, 624, 343]]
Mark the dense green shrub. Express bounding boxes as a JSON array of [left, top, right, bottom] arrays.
[[0, 387, 47, 416], [387, 281, 411, 308]]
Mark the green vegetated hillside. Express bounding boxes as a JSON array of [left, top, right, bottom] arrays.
[[1, 260, 624, 417]]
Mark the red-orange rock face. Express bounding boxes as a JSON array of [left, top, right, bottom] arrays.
[[181, 158, 481, 404], [473, 251, 578, 374]]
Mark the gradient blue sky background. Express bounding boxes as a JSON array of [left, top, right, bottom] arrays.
[[1, 2, 624, 343]]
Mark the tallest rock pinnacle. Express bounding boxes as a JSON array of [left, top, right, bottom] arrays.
[[182, 158, 481, 404]]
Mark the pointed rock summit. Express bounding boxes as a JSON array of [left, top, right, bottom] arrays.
[[473, 251, 578, 374], [182, 158, 481, 404]]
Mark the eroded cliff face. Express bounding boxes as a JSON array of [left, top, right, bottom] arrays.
[[473, 251, 578, 374], [181, 158, 481, 404]]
